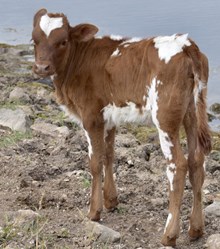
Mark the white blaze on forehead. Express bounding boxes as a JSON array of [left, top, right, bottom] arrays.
[[154, 34, 191, 63], [40, 14, 63, 37], [166, 163, 176, 191]]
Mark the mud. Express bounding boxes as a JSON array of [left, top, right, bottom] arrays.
[[0, 44, 219, 249]]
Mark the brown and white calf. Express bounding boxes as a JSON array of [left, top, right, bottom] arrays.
[[32, 9, 212, 247]]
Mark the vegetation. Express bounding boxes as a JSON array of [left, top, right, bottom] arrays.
[[0, 131, 32, 148]]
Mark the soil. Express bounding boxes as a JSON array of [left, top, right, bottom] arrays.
[[0, 44, 219, 249]]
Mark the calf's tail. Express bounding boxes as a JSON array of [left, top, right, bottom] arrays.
[[185, 43, 212, 155]]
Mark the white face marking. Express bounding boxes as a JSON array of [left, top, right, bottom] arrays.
[[110, 35, 123, 41], [102, 101, 152, 130], [84, 130, 93, 159], [154, 34, 191, 63], [146, 78, 173, 160], [40, 14, 63, 37], [59, 105, 82, 126], [111, 48, 121, 57], [166, 163, 176, 191], [164, 213, 172, 233]]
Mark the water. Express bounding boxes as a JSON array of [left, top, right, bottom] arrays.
[[0, 0, 219, 106]]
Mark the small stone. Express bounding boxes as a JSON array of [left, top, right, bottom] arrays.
[[31, 122, 69, 138], [9, 87, 30, 102], [85, 220, 121, 243], [203, 189, 210, 195], [1, 209, 40, 230], [205, 200, 220, 217], [158, 247, 173, 249], [151, 198, 164, 206], [127, 159, 134, 167], [210, 103, 220, 115], [206, 234, 220, 249], [0, 108, 32, 132]]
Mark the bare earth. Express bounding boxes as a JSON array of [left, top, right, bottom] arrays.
[[0, 44, 219, 249]]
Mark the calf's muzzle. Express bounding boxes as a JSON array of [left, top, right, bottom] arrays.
[[33, 62, 55, 77]]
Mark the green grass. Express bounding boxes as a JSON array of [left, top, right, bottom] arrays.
[[17, 81, 52, 90], [126, 124, 157, 143], [82, 178, 91, 189], [0, 100, 25, 110], [0, 131, 32, 148]]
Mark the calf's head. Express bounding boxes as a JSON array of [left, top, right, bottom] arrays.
[[32, 9, 99, 77]]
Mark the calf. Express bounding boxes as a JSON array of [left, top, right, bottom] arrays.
[[32, 9, 211, 247]]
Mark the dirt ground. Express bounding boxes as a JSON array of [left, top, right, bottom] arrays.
[[0, 44, 219, 249]]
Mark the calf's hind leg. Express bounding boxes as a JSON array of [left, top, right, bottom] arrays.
[[160, 132, 188, 247], [184, 110, 205, 239]]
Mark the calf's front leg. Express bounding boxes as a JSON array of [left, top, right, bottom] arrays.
[[103, 127, 118, 210], [84, 125, 105, 221]]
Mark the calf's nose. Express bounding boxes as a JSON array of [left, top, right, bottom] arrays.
[[34, 63, 51, 75]]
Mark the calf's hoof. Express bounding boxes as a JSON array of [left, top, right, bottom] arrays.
[[161, 235, 177, 247], [104, 197, 118, 211], [88, 209, 102, 221], [188, 227, 203, 241]]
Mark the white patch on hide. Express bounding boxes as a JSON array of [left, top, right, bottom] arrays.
[[110, 35, 123, 41], [194, 77, 206, 105], [111, 48, 121, 57], [102, 101, 152, 130], [146, 78, 173, 160], [59, 105, 82, 126], [164, 213, 173, 233], [84, 130, 93, 159], [121, 37, 142, 47], [40, 14, 63, 37], [154, 34, 191, 63], [203, 162, 206, 171], [166, 163, 176, 191]]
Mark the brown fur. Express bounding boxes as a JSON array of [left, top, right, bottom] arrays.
[[32, 9, 212, 247]]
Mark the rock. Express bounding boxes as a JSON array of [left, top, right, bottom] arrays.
[[210, 103, 220, 115], [158, 247, 173, 249], [31, 122, 70, 138], [205, 200, 220, 217], [209, 151, 220, 163], [9, 87, 30, 102], [0, 108, 32, 132], [205, 234, 220, 249], [85, 220, 121, 243], [0, 209, 40, 229], [12, 209, 40, 227]]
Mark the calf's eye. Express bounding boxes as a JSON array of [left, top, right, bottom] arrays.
[[60, 40, 68, 47]]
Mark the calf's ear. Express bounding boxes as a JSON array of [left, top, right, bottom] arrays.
[[70, 24, 98, 42], [33, 8, 47, 27]]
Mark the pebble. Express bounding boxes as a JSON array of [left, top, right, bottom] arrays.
[[85, 220, 121, 243], [205, 200, 220, 217], [9, 87, 30, 103], [0, 108, 32, 132], [205, 234, 220, 249], [31, 122, 70, 138]]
